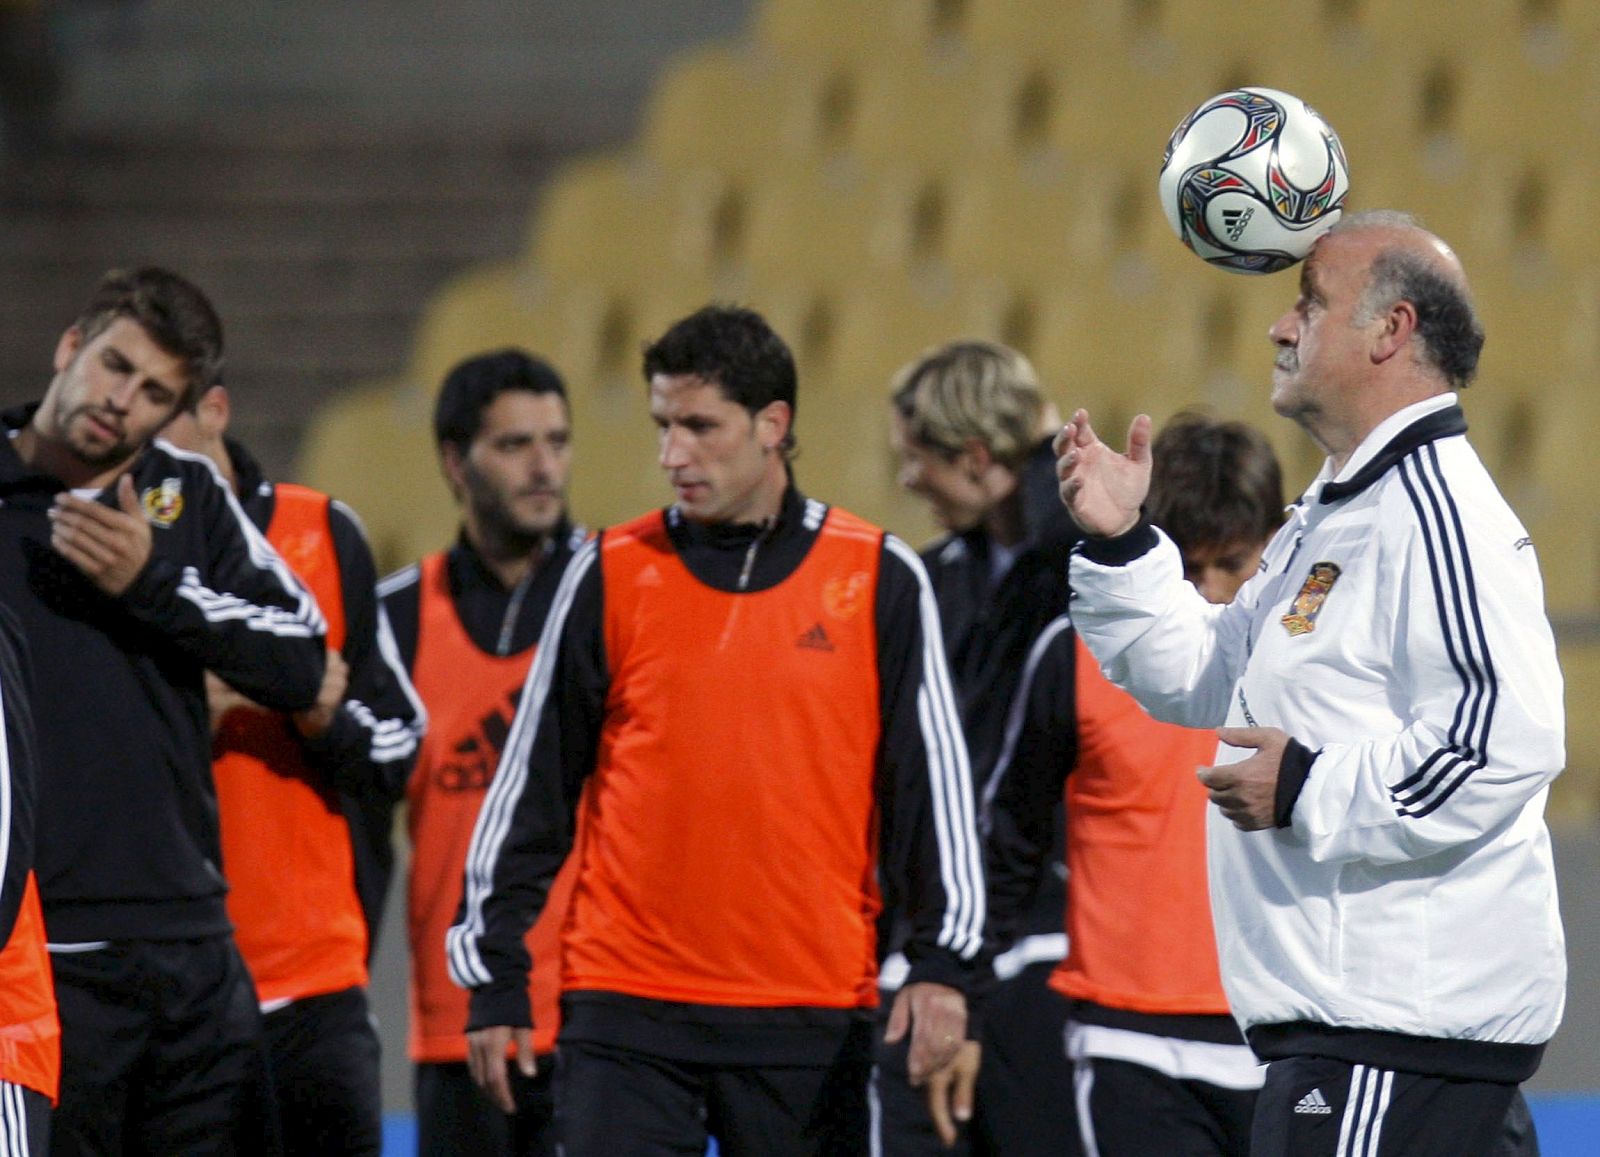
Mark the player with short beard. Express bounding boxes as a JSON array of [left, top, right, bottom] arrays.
[[379, 349, 586, 1156], [0, 266, 327, 1154]]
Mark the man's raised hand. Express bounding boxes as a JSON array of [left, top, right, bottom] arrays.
[[1053, 409, 1153, 538]]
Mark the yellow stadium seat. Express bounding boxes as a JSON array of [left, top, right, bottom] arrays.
[[741, 167, 941, 288], [1553, 637, 1600, 821], [1448, 45, 1598, 164], [753, 0, 950, 63], [525, 152, 728, 297], [295, 380, 456, 574], [846, 54, 1020, 174], [1324, 0, 1574, 65], [1027, 272, 1241, 441], [805, 277, 1001, 536], [964, 0, 1308, 74], [943, 156, 1194, 294], [639, 45, 849, 178], [407, 262, 562, 392]]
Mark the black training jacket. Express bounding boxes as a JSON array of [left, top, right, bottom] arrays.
[[919, 438, 1079, 943], [0, 406, 327, 943]]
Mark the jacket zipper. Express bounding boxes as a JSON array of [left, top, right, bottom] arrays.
[[736, 519, 775, 591], [495, 541, 552, 655]]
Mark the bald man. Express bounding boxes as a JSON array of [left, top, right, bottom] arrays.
[[1054, 211, 1563, 1157]]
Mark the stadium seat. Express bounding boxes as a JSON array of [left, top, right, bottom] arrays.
[[1027, 273, 1245, 447], [846, 53, 1018, 175], [810, 276, 1003, 536], [295, 379, 456, 574], [753, 0, 951, 63], [524, 152, 728, 297], [944, 156, 1193, 295], [741, 167, 941, 288], [1355, 0, 1534, 63], [639, 44, 846, 179], [407, 262, 560, 393]]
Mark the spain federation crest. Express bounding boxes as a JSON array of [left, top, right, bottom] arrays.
[[1281, 561, 1341, 636], [141, 477, 184, 527]]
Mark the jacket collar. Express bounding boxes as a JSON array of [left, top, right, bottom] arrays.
[[1317, 394, 1468, 504]]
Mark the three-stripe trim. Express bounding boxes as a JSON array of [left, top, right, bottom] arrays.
[[0, 1080, 31, 1156], [1392, 444, 1499, 818], [447, 539, 598, 989], [1334, 1065, 1394, 1155], [887, 534, 987, 961]]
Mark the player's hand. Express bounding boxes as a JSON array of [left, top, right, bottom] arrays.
[[884, 981, 967, 1086], [924, 1039, 981, 1147], [1202, 727, 1290, 830], [293, 649, 348, 738], [49, 474, 153, 596], [1053, 409, 1153, 538], [466, 1024, 536, 1114]]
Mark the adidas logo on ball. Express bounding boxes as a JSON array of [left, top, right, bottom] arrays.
[[1223, 206, 1254, 242]]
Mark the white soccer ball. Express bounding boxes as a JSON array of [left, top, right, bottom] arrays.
[[1158, 87, 1350, 275]]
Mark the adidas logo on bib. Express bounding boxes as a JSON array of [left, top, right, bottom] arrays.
[[797, 623, 835, 652], [1294, 1088, 1334, 1115]]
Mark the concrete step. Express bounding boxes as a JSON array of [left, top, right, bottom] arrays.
[[0, 202, 528, 262], [0, 253, 463, 316], [48, 133, 552, 211]]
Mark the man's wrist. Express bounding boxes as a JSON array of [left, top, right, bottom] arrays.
[[1075, 515, 1158, 565], [466, 983, 533, 1032], [1275, 738, 1318, 828]]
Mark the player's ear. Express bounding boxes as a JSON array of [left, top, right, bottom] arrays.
[[959, 438, 994, 481], [196, 385, 231, 436], [1372, 298, 1418, 365], [755, 400, 791, 453], [439, 441, 468, 497], [53, 326, 84, 374]]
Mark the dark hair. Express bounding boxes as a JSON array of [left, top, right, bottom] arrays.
[[433, 348, 568, 451], [73, 267, 224, 406], [1148, 414, 1285, 553], [1359, 248, 1485, 390], [642, 305, 798, 456]]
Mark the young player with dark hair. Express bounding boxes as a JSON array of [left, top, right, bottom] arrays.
[[986, 413, 1284, 1156], [380, 348, 585, 1155], [0, 266, 327, 1152], [448, 306, 986, 1156]]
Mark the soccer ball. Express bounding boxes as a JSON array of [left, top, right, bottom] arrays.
[[1158, 87, 1350, 275]]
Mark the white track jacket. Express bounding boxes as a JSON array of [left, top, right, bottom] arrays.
[[1069, 394, 1565, 1082]]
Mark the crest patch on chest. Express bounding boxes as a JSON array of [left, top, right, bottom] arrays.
[[1281, 561, 1341, 636], [141, 477, 184, 527]]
